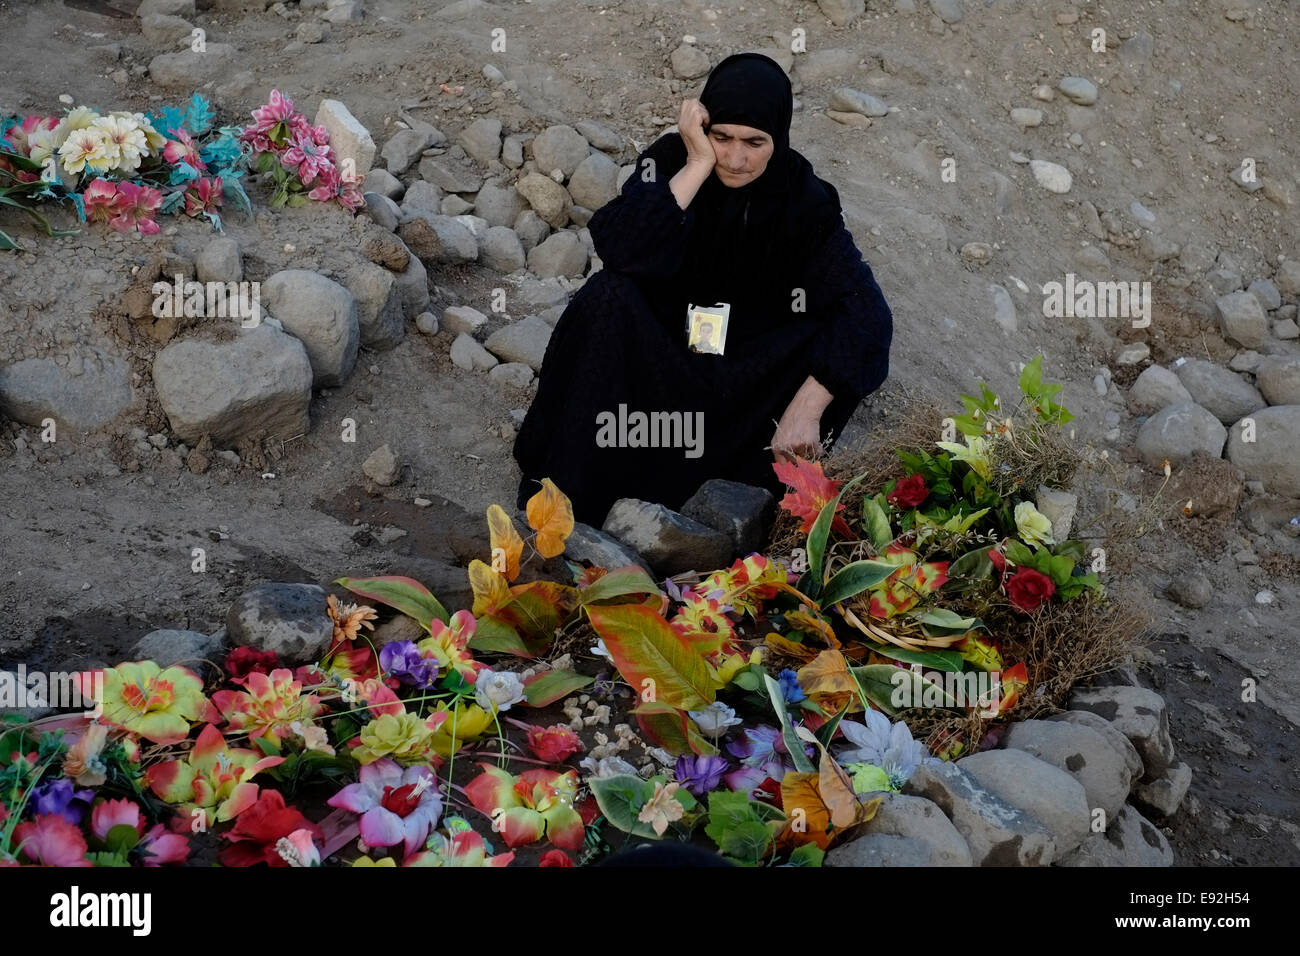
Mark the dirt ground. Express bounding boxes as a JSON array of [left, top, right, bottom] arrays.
[[1, 0, 1298, 865]]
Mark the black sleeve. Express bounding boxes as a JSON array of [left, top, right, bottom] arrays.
[[801, 224, 893, 403], [587, 133, 697, 278]]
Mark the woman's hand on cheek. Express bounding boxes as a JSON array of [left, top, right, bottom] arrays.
[[678, 98, 717, 171]]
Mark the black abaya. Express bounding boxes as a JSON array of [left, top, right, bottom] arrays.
[[512, 55, 894, 527]]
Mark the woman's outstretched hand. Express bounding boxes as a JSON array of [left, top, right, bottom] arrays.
[[771, 376, 835, 463], [678, 98, 716, 170]]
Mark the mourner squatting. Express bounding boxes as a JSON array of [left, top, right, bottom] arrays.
[[594, 404, 705, 458]]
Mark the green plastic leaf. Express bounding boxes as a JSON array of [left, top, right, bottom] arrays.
[[633, 702, 718, 756], [808, 475, 862, 584], [588, 774, 692, 840], [731, 667, 762, 692], [849, 664, 958, 716], [717, 820, 773, 865], [467, 615, 542, 656], [846, 763, 892, 794], [814, 702, 849, 750], [522, 670, 592, 707], [1003, 540, 1035, 566], [785, 843, 825, 867], [1019, 355, 1044, 397], [577, 565, 663, 606], [104, 823, 140, 854], [863, 495, 893, 551], [912, 607, 979, 633], [762, 673, 814, 773], [587, 604, 715, 710], [819, 560, 897, 606], [1046, 555, 1076, 587], [863, 643, 966, 673], [1053, 539, 1088, 562], [944, 547, 993, 587], [335, 575, 450, 627]]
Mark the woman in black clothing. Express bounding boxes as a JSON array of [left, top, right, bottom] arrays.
[[513, 52, 893, 527]]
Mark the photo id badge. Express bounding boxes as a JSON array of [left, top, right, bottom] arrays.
[[686, 302, 730, 355]]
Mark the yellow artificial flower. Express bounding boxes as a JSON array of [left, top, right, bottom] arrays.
[[352, 711, 434, 765], [57, 126, 116, 175], [1014, 501, 1056, 549], [351, 856, 397, 867], [936, 434, 992, 482], [427, 700, 494, 757]]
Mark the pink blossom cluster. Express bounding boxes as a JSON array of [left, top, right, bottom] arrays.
[[239, 90, 364, 211]]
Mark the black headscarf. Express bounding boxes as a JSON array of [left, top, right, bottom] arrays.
[[653, 53, 845, 316]]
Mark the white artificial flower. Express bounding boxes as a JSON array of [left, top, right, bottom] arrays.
[[578, 755, 639, 779], [1014, 501, 1056, 549], [688, 701, 743, 738], [590, 638, 612, 659], [91, 113, 149, 174], [473, 668, 526, 713]]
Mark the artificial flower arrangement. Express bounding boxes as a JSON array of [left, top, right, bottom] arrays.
[[0, 359, 1132, 867], [0, 89, 362, 250]]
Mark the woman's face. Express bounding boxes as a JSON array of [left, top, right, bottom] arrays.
[[707, 123, 774, 187]]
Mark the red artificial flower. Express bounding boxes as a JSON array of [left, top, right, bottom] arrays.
[[217, 789, 322, 867], [525, 724, 585, 764], [538, 849, 575, 867], [887, 473, 929, 508], [226, 646, 281, 686], [1004, 567, 1055, 614]]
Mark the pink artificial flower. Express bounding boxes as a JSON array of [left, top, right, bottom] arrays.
[[275, 828, 321, 867], [90, 797, 190, 865], [90, 797, 140, 841], [281, 129, 333, 186], [327, 758, 442, 857], [14, 814, 92, 867], [82, 178, 119, 224], [162, 127, 207, 173], [247, 89, 296, 135], [307, 159, 340, 202], [109, 181, 163, 235], [184, 175, 223, 218], [2, 115, 58, 155]]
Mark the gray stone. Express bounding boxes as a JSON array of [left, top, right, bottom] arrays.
[[364, 167, 404, 200], [902, 760, 1058, 866], [515, 275, 569, 309], [680, 479, 775, 555], [1033, 486, 1077, 541], [1255, 356, 1300, 405], [514, 209, 551, 250], [829, 87, 889, 117], [574, 119, 623, 152], [501, 134, 525, 169], [1135, 401, 1227, 468], [1133, 761, 1192, 818], [417, 154, 482, 193], [958, 749, 1091, 860], [1056, 804, 1173, 866], [381, 129, 436, 175], [531, 125, 591, 179], [1139, 233, 1181, 262], [441, 305, 489, 336], [794, 48, 856, 84], [1129, 365, 1193, 413], [602, 498, 733, 576], [848, 791, 972, 865], [0, 347, 133, 432], [1058, 76, 1098, 105], [1010, 107, 1043, 128], [516, 172, 573, 228], [1116, 342, 1151, 365], [826, 110, 871, 128], [151, 325, 312, 444], [362, 443, 399, 486], [1030, 159, 1073, 193], [453, 213, 489, 238], [555, 519, 651, 572], [262, 270, 360, 386], [1226, 404, 1300, 496], [474, 180, 528, 227], [1002, 719, 1137, 823], [441, 195, 473, 216], [1166, 571, 1214, 609], [1047, 710, 1145, 783], [567, 152, 621, 211], [458, 117, 502, 167], [1275, 318, 1300, 340], [539, 303, 566, 326], [990, 283, 1017, 332], [480, 226, 527, 273], [401, 180, 443, 212], [363, 192, 401, 231], [321, 0, 362, 22], [398, 212, 478, 263], [816, 0, 865, 26], [1248, 278, 1282, 311], [314, 99, 375, 177], [1068, 686, 1176, 779], [148, 43, 236, 88], [344, 260, 405, 351], [226, 583, 334, 664], [670, 43, 711, 80], [484, 315, 553, 370], [415, 311, 438, 335], [928, 0, 962, 23], [141, 13, 195, 46], [1216, 290, 1270, 348], [131, 629, 225, 671], [488, 362, 534, 389], [449, 332, 499, 371], [826, 833, 945, 866], [393, 251, 430, 316], [1275, 260, 1300, 298], [138, 0, 194, 15], [1175, 359, 1265, 424], [528, 230, 589, 279]]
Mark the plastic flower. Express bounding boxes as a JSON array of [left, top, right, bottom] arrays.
[[936, 433, 992, 482], [183, 175, 223, 219], [327, 758, 442, 856], [30, 778, 95, 824], [1014, 501, 1055, 550], [212, 668, 325, 751], [281, 128, 334, 185], [352, 711, 437, 765], [247, 89, 297, 135], [162, 126, 206, 172], [2, 115, 59, 154], [274, 829, 321, 867], [426, 700, 492, 758], [351, 855, 397, 867], [670, 587, 736, 642], [145, 723, 285, 823], [637, 780, 686, 836], [225, 646, 280, 686], [90, 798, 189, 865], [578, 755, 640, 779], [379, 640, 438, 689], [91, 112, 149, 173], [836, 709, 929, 789], [865, 544, 949, 620], [62, 721, 110, 787], [109, 181, 163, 236], [777, 668, 806, 705], [327, 593, 379, 643], [674, 754, 729, 796], [13, 814, 91, 867], [539, 849, 575, 867], [217, 789, 322, 867], [81, 177, 118, 224], [1005, 566, 1056, 614], [887, 473, 930, 508], [57, 125, 115, 175], [83, 660, 209, 745], [417, 610, 482, 685], [590, 637, 612, 659], [688, 701, 743, 738], [465, 764, 585, 849], [405, 829, 514, 867], [474, 668, 526, 713], [724, 724, 802, 793], [526, 724, 584, 763]]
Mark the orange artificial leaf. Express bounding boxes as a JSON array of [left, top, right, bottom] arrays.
[[772, 456, 852, 537], [525, 478, 574, 558], [763, 633, 819, 664], [798, 649, 863, 715], [818, 748, 861, 830], [777, 772, 834, 850], [468, 559, 512, 616], [486, 504, 525, 582], [785, 607, 840, 649]]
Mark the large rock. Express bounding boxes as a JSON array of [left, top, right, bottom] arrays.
[[398, 212, 478, 263], [1247, 278, 1282, 311], [457, 117, 502, 167], [381, 128, 436, 175], [1133, 761, 1192, 818], [1255, 355, 1300, 405], [1134, 401, 1227, 468], [561, 519, 652, 572], [1033, 486, 1077, 541], [196, 237, 242, 283], [344, 260, 405, 351], [531, 125, 590, 179], [131, 629, 226, 673], [152, 325, 312, 444], [418, 154, 482, 193], [449, 333, 499, 372], [958, 749, 1091, 860], [602, 499, 733, 576], [829, 87, 889, 117], [479, 226, 527, 273], [669, 44, 711, 81], [1276, 260, 1300, 297], [527, 230, 589, 278], [794, 47, 856, 83], [138, 0, 194, 15], [483, 315, 553, 370], [441, 305, 488, 336], [1216, 291, 1270, 348], [148, 43, 236, 88], [225, 583, 334, 664], [1048, 710, 1145, 783], [1029, 159, 1073, 193], [829, 791, 972, 866], [141, 13, 196, 45], [474, 180, 528, 227], [363, 192, 400, 231], [314, 99, 375, 177], [514, 209, 550, 251], [574, 119, 623, 153], [1226, 405, 1300, 496], [262, 270, 360, 386], [0, 347, 133, 432], [1068, 686, 1176, 780], [1128, 364, 1192, 413], [680, 479, 775, 555], [393, 251, 430, 316], [516, 172, 572, 228], [401, 180, 443, 212], [1002, 719, 1138, 823], [1056, 804, 1173, 866], [567, 152, 621, 211], [1174, 359, 1264, 424]]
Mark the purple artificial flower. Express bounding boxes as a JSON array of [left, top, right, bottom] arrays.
[[777, 669, 806, 705], [327, 758, 443, 856], [674, 754, 730, 796], [379, 640, 438, 689], [723, 724, 813, 792], [30, 777, 96, 825]]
